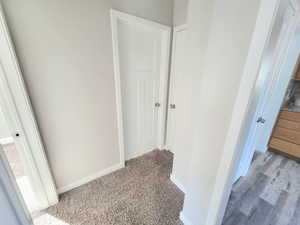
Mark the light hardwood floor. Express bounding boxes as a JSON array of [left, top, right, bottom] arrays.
[[222, 150, 300, 225]]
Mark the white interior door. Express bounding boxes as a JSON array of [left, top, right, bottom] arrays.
[[111, 10, 170, 161], [235, 3, 296, 181], [166, 25, 192, 187], [166, 26, 188, 151]]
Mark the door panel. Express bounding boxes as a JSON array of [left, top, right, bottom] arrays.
[[166, 26, 190, 185], [167, 27, 189, 151], [235, 4, 296, 181], [116, 17, 166, 160]]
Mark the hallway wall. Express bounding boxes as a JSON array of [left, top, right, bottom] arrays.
[[1, 0, 173, 191], [173, 0, 262, 224], [112, 0, 174, 25], [173, 0, 189, 26]]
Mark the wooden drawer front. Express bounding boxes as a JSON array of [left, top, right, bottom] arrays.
[[273, 126, 300, 145], [295, 73, 300, 80], [279, 111, 300, 122], [277, 119, 300, 132], [269, 138, 300, 158], [295, 67, 300, 80]]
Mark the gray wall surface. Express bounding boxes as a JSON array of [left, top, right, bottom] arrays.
[[173, 0, 189, 26], [1, 0, 173, 190], [112, 0, 174, 25]]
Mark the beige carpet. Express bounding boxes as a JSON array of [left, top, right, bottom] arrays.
[[34, 150, 184, 225]]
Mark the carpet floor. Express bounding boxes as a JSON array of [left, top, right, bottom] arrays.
[[34, 150, 184, 225], [222, 150, 300, 225]]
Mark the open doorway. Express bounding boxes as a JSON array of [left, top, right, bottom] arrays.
[[222, 1, 300, 224], [0, 3, 58, 219], [0, 107, 39, 212]]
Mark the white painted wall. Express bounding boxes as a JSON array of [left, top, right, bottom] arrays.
[[0, 107, 10, 139], [1, 0, 173, 190], [173, 0, 189, 26], [172, 0, 262, 224], [171, 0, 215, 198], [112, 0, 174, 25]]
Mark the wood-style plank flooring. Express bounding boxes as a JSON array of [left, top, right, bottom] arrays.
[[222, 151, 300, 225]]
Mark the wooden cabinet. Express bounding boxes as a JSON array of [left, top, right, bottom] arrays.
[[279, 110, 300, 122], [269, 138, 300, 158], [276, 119, 300, 132], [269, 110, 300, 158], [273, 126, 300, 145], [294, 63, 300, 80]]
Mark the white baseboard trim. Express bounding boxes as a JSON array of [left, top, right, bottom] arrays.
[[170, 174, 187, 194], [0, 137, 14, 145], [180, 212, 194, 225], [57, 163, 124, 194]]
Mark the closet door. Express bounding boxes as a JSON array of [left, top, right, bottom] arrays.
[[166, 26, 188, 152], [111, 10, 171, 161]]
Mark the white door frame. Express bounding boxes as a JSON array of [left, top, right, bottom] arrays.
[[0, 4, 58, 210], [205, 0, 300, 225], [166, 24, 187, 151], [110, 9, 171, 164], [235, 1, 298, 181]]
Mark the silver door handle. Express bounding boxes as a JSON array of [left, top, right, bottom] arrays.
[[170, 104, 176, 109], [257, 117, 266, 124]]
